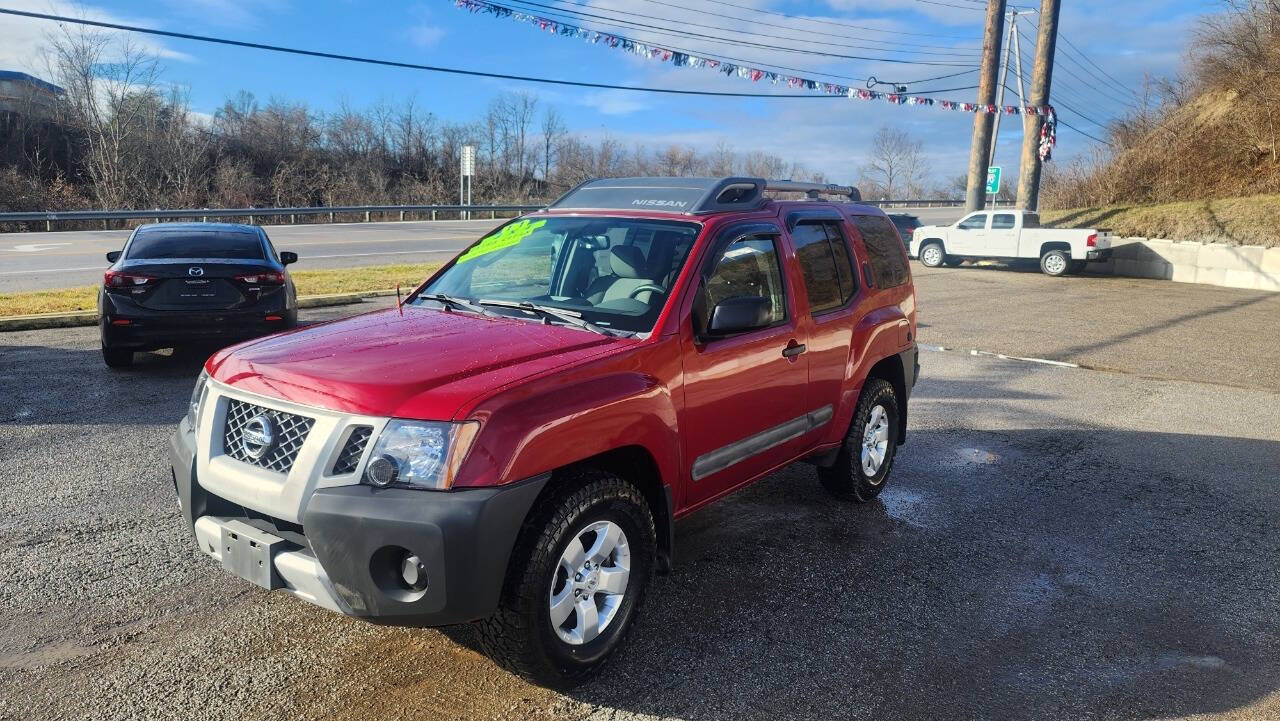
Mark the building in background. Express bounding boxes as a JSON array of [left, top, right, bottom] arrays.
[[0, 71, 64, 119]]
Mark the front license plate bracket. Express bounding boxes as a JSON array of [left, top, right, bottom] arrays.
[[219, 519, 285, 590]]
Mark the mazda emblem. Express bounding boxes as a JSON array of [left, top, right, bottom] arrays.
[[188, 266, 204, 276], [240, 414, 276, 460]]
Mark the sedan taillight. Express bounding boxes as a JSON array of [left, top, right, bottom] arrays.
[[104, 270, 158, 289], [235, 271, 286, 285]]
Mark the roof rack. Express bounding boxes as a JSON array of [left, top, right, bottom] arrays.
[[547, 177, 861, 214]]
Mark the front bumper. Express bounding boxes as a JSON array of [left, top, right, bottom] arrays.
[[170, 420, 549, 626]]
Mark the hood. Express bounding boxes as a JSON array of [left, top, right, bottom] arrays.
[[208, 306, 623, 419]]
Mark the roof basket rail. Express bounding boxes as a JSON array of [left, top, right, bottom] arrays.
[[763, 180, 861, 203]]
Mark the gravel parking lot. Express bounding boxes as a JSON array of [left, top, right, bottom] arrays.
[[2, 271, 1279, 720]]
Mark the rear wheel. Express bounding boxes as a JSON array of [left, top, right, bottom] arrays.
[[101, 344, 134, 369], [919, 242, 946, 268], [1040, 249, 1070, 276], [818, 378, 900, 502], [477, 468, 656, 689]]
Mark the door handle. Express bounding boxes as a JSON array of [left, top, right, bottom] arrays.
[[782, 341, 807, 358]]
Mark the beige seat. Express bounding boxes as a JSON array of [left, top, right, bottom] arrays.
[[585, 246, 660, 305]]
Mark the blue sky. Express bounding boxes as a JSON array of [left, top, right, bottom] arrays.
[[1, 0, 1218, 186]]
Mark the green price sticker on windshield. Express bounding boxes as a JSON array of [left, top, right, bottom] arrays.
[[457, 219, 546, 263]]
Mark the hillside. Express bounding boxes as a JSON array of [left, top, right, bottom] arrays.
[[1040, 194, 1280, 248]]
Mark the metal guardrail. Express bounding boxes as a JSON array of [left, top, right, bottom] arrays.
[[0, 204, 545, 230], [0, 200, 969, 231]]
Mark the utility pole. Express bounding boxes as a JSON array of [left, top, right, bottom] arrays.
[[964, 0, 1007, 213], [1016, 0, 1061, 210]]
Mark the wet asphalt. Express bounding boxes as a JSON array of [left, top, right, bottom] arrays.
[[1, 268, 1278, 721]]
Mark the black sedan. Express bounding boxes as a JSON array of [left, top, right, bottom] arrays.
[[99, 223, 299, 368]]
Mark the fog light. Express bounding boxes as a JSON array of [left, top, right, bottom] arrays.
[[400, 554, 428, 592], [364, 455, 398, 487]]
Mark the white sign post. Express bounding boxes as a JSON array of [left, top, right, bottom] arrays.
[[460, 145, 476, 220]]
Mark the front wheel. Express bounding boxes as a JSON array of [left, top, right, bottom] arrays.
[[918, 241, 946, 268], [1040, 249, 1070, 276], [818, 378, 900, 502], [477, 468, 656, 689]]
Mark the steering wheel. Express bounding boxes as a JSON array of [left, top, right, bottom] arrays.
[[628, 284, 666, 300]]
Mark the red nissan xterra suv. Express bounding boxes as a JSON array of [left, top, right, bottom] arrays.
[[170, 177, 918, 687]]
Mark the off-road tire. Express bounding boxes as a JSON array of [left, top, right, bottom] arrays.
[[476, 468, 656, 689], [1040, 249, 1071, 276], [101, 345, 134, 369], [918, 241, 946, 268], [818, 378, 900, 502]]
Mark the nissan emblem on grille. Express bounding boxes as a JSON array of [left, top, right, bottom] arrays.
[[240, 414, 276, 460], [188, 266, 204, 276]]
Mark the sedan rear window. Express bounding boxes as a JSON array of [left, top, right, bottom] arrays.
[[126, 231, 265, 260]]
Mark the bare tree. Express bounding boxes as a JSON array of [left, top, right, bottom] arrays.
[[859, 125, 926, 200], [539, 107, 565, 182]]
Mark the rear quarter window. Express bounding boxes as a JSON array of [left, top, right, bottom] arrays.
[[850, 215, 910, 289], [126, 231, 265, 260]]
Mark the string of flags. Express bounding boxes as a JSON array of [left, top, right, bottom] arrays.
[[454, 0, 1057, 160]]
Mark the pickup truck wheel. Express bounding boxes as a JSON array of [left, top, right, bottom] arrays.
[[818, 378, 899, 502], [918, 242, 945, 268], [477, 468, 656, 689], [1040, 249, 1070, 276]]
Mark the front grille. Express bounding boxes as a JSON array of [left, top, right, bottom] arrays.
[[222, 398, 315, 473], [331, 425, 372, 475]]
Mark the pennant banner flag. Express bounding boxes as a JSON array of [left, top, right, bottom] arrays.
[[453, 0, 1057, 157]]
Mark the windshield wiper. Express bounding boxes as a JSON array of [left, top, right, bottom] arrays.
[[416, 292, 493, 316], [476, 298, 621, 337]]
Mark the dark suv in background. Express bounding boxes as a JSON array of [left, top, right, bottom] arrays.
[[887, 213, 922, 255], [99, 223, 299, 368]]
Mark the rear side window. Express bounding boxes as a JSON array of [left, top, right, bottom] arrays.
[[126, 231, 265, 260], [792, 221, 856, 314], [851, 216, 910, 289], [991, 214, 1016, 229]]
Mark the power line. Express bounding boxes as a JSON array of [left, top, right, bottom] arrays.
[[1015, 25, 1138, 109], [1056, 33, 1142, 100], [0, 7, 858, 99], [627, 0, 981, 49], [532, 0, 979, 58], [696, 0, 981, 40], [1057, 117, 1113, 146], [498, 0, 972, 66]]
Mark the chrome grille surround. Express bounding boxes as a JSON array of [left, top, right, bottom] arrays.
[[223, 398, 316, 473]]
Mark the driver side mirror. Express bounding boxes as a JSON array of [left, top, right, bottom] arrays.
[[279, 251, 298, 265], [106, 250, 121, 263], [708, 295, 772, 336]]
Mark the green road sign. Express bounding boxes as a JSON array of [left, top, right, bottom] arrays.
[[986, 166, 1002, 195]]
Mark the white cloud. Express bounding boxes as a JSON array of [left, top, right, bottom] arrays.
[[158, 0, 288, 28], [407, 23, 445, 48], [579, 90, 649, 116], [0, 0, 193, 77]]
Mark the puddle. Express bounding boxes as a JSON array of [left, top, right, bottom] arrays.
[[879, 487, 935, 529], [957, 447, 1000, 464]]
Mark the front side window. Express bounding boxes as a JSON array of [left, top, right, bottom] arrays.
[[792, 221, 856, 314], [422, 216, 700, 335], [957, 214, 988, 230], [991, 214, 1016, 230], [851, 215, 911, 289], [693, 235, 786, 336]]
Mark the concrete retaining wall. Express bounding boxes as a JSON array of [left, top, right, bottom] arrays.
[[1091, 238, 1280, 292]]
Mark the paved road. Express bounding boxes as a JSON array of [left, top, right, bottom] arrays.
[[0, 208, 964, 293], [1, 283, 1278, 720], [912, 261, 1280, 392]]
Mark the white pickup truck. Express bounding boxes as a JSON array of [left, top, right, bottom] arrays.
[[910, 209, 1112, 276]]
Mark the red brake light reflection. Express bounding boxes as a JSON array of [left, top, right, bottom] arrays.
[[236, 272, 285, 285]]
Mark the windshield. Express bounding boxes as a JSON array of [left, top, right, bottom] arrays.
[[126, 231, 266, 260], [420, 216, 701, 335]]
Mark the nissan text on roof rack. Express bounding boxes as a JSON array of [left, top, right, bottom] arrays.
[[909, 209, 1113, 276], [170, 176, 919, 687]]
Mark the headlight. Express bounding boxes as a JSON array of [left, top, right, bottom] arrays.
[[186, 370, 209, 430], [363, 420, 480, 490]]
